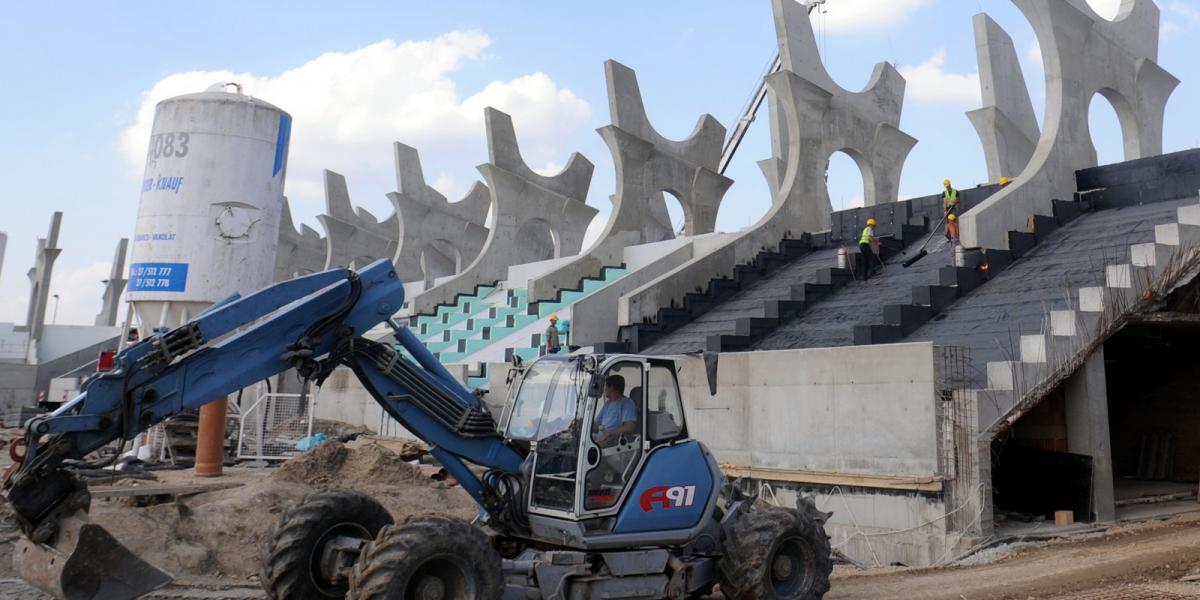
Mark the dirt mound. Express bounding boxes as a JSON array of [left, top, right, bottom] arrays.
[[274, 440, 423, 487], [88, 440, 477, 579]]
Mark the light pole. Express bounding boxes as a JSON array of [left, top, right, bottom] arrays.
[[51, 294, 60, 325]]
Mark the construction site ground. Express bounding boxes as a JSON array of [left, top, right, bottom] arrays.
[[1, 439, 1199, 598]]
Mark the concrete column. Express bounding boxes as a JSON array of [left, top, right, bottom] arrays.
[[1064, 347, 1115, 522]]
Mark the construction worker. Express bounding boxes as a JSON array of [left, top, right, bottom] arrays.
[[859, 218, 881, 279], [945, 213, 960, 262], [943, 179, 960, 241], [545, 314, 561, 354]]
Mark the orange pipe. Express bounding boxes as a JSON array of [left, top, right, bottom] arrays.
[[193, 396, 228, 477]]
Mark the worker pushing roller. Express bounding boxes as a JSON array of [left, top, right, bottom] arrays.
[[902, 178, 962, 269], [858, 218, 882, 279]]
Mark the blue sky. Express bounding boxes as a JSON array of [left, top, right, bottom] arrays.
[[1, 0, 1198, 325]]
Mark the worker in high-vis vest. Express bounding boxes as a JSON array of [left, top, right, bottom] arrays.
[[940, 177, 960, 218], [859, 218, 881, 280]]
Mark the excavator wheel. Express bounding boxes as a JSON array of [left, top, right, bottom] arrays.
[[718, 505, 832, 600], [260, 490, 393, 600], [348, 515, 503, 600]]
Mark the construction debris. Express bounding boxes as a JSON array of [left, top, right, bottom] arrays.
[[67, 440, 479, 579]]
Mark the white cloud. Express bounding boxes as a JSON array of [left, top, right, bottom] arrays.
[[1162, 1, 1200, 37], [811, 0, 933, 32], [898, 50, 981, 106], [120, 31, 591, 223], [580, 209, 610, 252], [1026, 39, 1043, 67], [1085, 0, 1123, 20], [532, 160, 563, 176], [0, 261, 122, 328]]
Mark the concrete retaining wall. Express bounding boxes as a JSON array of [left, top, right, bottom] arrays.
[[673, 342, 971, 566], [1076, 148, 1200, 209], [769, 484, 952, 567], [0, 363, 36, 420], [678, 343, 940, 477]]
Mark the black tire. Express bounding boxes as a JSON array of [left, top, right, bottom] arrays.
[[718, 505, 833, 600], [348, 515, 503, 600], [260, 490, 394, 600]]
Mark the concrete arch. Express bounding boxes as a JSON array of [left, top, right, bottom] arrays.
[[961, 0, 1179, 250], [408, 107, 596, 316], [616, 0, 919, 330], [827, 148, 873, 211], [525, 60, 734, 303], [420, 239, 462, 284], [1094, 87, 1143, 162], [388, 142, 490, 287], [516, 217, 560, 263]]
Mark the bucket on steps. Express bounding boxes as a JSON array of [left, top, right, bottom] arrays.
[[837, 247, 847, 270]]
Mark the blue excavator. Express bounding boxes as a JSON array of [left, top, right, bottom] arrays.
[[1, 259, 832, 600]]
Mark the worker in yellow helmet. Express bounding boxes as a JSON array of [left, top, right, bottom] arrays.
[[999, 176, 1010, 186], [859, 217, 882, 280], [942, 179, 960, 241], [545, 314, 561, 354]]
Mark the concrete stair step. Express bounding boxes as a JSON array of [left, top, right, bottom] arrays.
[[815, 268, 852, 286], [1179, 203, 1200, 226], [912, 285, 958, 312], [734, 317, 777, 337], [1049, 309, 1100, 338], [1155, 222, 1200, 247], [852, 324, 903, 345], [939, 266, 984, 293], [1052, 199, 1083, 225], [762, 299, 806, 320], [980, 248, 1014, 274], [986, 360, 1047, 391], [1008, 231, 1037, 259], [684, 292, 718, 314], [1031, 214, 1059, 242], [711, 334, 751, 352], [1078, 285, 1135, 313], [882, 304, 934, 336], [792, 283, 833, 303]]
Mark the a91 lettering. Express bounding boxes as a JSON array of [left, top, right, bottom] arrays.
[[147, 132, 190, 159], [639, 485, 697, 511]]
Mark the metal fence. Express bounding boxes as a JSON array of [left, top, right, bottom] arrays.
[[237, 384, 315, 461]]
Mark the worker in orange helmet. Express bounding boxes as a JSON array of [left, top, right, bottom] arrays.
[[945, 213, 960, 263]]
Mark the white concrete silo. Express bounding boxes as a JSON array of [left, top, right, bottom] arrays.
[[127, 83, 292, 330]]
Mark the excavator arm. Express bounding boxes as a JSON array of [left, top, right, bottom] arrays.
[[2, 259, 525, 599]]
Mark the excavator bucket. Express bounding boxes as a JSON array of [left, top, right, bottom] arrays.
[[13, 512, 172, 600]]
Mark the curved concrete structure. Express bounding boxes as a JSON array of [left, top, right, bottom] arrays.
[[618, 0, 915, 330], [961, 0, 1179, 250], [318, 170, 400, 270], [408, 107, 597, 316], [387, 142, 490, 287], [274, 198, 327, 281], [966, 13, 1041, 183], [526, 59, 733, 303], [95, 238, 129, 327]]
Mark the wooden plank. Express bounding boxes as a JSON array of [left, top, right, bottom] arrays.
[[1129, 312, 1200, 327], [720, 465, 943, 493], [87, 481, 243, 499]]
